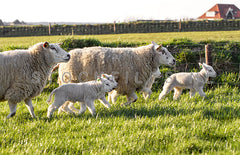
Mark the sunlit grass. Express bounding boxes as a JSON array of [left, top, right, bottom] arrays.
[[1, 30, 240, 51], [1, 86, 240, 154]]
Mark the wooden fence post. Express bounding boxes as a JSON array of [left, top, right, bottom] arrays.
[[48, 23, 51, 35], [205, 44, 212, 65]]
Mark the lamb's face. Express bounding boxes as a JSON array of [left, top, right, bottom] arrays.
[[44, 42, 70, 63], [152, 41, 176, 67], [100, 74, 118, 92], [152, 69, 161, 78], [202, 63, 217, 77]]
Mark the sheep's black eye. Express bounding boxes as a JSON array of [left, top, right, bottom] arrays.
[[50, 46, 58, 53], [166, 57, 168, 59], [106, 83, 109, 86], [209, 70, 212, 72]]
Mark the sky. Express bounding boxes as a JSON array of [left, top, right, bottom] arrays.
[[1, 0, 240, 23]]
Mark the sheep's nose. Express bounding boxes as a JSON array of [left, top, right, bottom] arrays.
[[172, 59, 176, 65], [66, 54, 70, 60]]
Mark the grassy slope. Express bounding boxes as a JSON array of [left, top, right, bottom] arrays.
[[0, 86, 240, 154]]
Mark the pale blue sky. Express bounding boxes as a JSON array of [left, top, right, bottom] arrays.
[[1, 0, 240, 23]]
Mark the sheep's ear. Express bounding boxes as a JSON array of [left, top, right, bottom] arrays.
[[43, 42, 49, 48], [58, 43, 63, 46]]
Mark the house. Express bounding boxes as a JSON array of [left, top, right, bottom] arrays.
[[198, 4, 240, 20]]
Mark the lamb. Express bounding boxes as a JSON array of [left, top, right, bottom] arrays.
[[158, 63, 217, 100], [0, 42, 70, 118], [58, 41, 175, 109], [108, 68, 161, 102], [47, 74, 118, 118]]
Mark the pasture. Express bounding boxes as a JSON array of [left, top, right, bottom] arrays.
[[0, 31, 240, 154]]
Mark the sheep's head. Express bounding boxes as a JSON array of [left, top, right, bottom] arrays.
[[98, 74, 118, 92], [152, 41, 176, 66], [43, 42, 70, 64], [199, 63, 217, 77]]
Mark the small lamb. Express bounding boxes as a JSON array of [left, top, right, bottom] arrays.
[[47, 74, 118, 118], [158, 63, 216, 100]]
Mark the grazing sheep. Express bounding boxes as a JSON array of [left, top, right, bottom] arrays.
[[47, 74, 118, 118], [158, 63, 217, 100], [58, 41, 175, 108], [0, 42, 70, 118]]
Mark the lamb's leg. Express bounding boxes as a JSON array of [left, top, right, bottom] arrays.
[[47, 97, 65, 118], [86, 101, 96, 116], [7, 101, 17, 118], [189, 89, 196, 98], [58, 101, 74, 114], [24, 99, 36, 118], [197, 88, 206, 97], [173, 87, 182, 100], [79, 102, 87, 115], [158, 84, 174, 101], [99, 97, 111, 108], [121, 93, 138, 106], [109, 90, 119, 104], [68, 102, 80, 113]]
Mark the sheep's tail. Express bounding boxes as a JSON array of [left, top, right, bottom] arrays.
[[47, 88, 58, 103]]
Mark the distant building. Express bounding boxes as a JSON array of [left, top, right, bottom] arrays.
[[198, 4, 240, 20]]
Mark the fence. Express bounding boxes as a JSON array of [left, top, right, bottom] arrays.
[[1, 20, 240, 37]]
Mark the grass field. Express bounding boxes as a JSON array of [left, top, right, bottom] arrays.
[[1, 30, 240, 51], [0, 32, 240, 154], [1, 86, 240, 154]]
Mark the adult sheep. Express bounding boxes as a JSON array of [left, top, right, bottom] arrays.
[[0, 42, 70, 118], [58, 41, 175, 108]]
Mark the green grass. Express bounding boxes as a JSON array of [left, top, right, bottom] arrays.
[[1, 30, 240, 51], [1, 85, 240, 154]]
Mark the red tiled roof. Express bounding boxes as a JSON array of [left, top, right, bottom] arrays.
[[198, 4, 240, 19]]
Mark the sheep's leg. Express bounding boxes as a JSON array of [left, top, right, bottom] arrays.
[[189, 89, 196, 98], [86, 101, 96, 116], [158, 82, 174, 100], [68, 102, 80, 113], [47, 98, 65, 118], [24, 99, 36, 118], [7, 101, 17, 118], [99, 97, 111, 108], [197, 88, 206, 97], [142, 88, 152, 100], [173, 87, 182, 100], [121, 93, 138, 106], [79, 102, 87, 115]]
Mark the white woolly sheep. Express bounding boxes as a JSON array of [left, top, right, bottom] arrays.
[[0, 42, 70, 118], [58, 41, 175, 108], [158, 63, 217, 100], [47, 74, 118, 118]]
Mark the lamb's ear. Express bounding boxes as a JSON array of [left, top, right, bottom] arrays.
[[156, 45, 162, 51], [58, 43, 63, 46], [152, 41, 157, 46], [43, 42, 49, 48], [101, 74, 107, 79]]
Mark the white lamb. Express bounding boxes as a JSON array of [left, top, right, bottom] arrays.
[[0, 42, 70, 118], [158, 63, 217, 100], [47, 74, 118, 118]]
